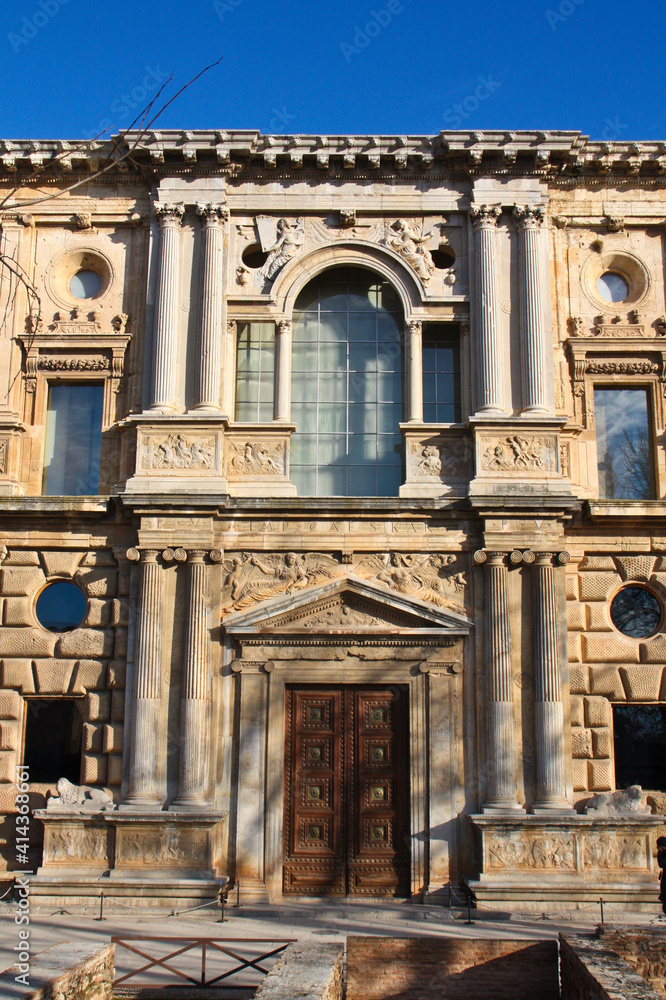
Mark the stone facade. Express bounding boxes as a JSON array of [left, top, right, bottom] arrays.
[[0, 129, 665, 908]]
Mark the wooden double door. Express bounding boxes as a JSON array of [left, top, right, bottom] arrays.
[[283, 685, 410, 896]]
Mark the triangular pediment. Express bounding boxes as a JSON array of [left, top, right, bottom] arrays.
[[223, 573, 472, 636]]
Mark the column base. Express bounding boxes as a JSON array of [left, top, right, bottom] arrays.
[[119, 799, 164, 811], [531, 803, 575, 814], [170, 797, 213, 811], [482, 802, 526, 814]]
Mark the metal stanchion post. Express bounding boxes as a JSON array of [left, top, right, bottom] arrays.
[[599, 897, 605, 925], [95, 891, 105, 921], [465, 896, 474, 925]]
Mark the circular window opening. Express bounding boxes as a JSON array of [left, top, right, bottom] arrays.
[[35, 581, 87, 632], [242, 244, 269, 269], [610, 585, 662, 638], [431, 246, 456, 270], [69, 270, 102, 299], [597, 272, 629, 303]]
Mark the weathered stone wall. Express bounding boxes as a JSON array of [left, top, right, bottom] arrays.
[[253, 942, 343, 1000], [0, 941, 114, 1000], [597, 927, 666, 998], [345, 936, 559, 1000], [560, 934, 662, 1000]]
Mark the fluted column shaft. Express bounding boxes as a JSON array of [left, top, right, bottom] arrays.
[[195, 204, 228, 410], [174, 551, 212, 808], [150, 203, 185, 411], [406, 320, 423, 422], [514, 205, 549, 414], [532, 552, 569, 810], [126, 550, 163, 807], [275, 319, 292, 421], [471, 204, 504, 414], [477, 550, 522, 811]]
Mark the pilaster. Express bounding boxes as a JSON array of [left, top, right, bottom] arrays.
[[194, 203, 228, 412], [149, 203, 185, 412], [470, 204, 505, 414], [513, 204, 550, 415]]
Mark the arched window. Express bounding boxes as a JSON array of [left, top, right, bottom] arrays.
[[290, 267, 404, 496]]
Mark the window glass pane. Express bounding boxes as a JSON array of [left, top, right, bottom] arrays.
[[293, 313, 318, 342], [377, 434, 403, 462], [613, 705, 666, 791], [349, 372, 376, 404], [235, 323, 275, 420], [349, 343, 377, 372], [377, 404, 402, 433], [377, 465, 403, 494], [318, 465, 347, 495], [348, 465, 376, 494], [594, 388, 653, 499], [291, 434, 318, 464], [291, 466, 316, 495], [36, 581, 87, 631], [318, 285, 348, 310], [349, 403, 376, 433], [318, 342, 347, 371], [348, 434, 377, 462], [319, 313, 348, 342], [377, 313, 401, 343], [292, 342, 318, 372], [319, 373, 348, 402], [377, 372, 402, 403], [43, 384, 103, 495], [348, 313, 376, 342], [318, 405, 346, 433], [421, 325, 461, 424]]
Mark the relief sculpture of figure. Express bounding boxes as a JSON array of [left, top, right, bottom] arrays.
[[260, 218, 306, 280], [385, 219, 435, 282]]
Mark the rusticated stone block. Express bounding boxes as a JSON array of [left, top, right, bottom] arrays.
[[84, 723, 103, 752], [3, 597, 35, 626], [118, 563, 131, 597], [567, 633, 581, 663], [70, 659, 107, 694], [589, 664, 625, 699], [588, 759, 612, 790], [86, 691, 111, 722], [56, 628, 114, 658], [578, 573, 619, 602], [34, 659, 75, 694], [111, 690, 125, 723], [586, 604, 613, 631], [114, 627, 128, 659], [572, 759, 588, 791], [0, 627, 56, 657], [568, 664, 588, 694], [103, 724, 123, 753], [113, 599, 129, 626], [565, 575, 578, 601], [107, 660, 126, 688], [579, 556, 617, 571], [584, 696, 611, 728], [567, 603, 586, 630], [84, 598, 111, 627], [615, 555, 656, 581], [0, 785, 19, 811], [0, 659, 34, 692], [640, 634, 666, 662], [582, 634, 639, 663], [592, 728, 612, 758], [0, 752, 16, 783], [620, 665, 663, 701], [0, 566, 45, 596], [570, 695, 584, 728], [74, 569, 117, 598], [80, 550, 117, 567], [40, 550, 84, 578], [2, 550, 39, 566], [0, 721, 18, 751], [0, 690, 20, 719], [571, 728, 593, 758], [82, 753, 107, 785], [107, 754, 123, 785]]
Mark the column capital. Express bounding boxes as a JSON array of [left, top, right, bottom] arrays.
[[187, 549, 208, 564], [532, 551, 556, 566], [277, 319, 292, 335], [154, 202, 185, 228], [513, 203, 545, 231], [196, 202, 229, 226], [470, 203, 501, 230], [475, 550, 511, 566], [406, 319, 422, 335], [226, 319, 237, 336]]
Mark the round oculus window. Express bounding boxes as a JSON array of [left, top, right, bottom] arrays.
[[35, 581, 87, 632], [610, 585, 662, 639], [597, 272, 629, 303], [69, 269, 102, 299]]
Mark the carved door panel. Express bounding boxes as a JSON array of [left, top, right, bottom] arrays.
[[283, 686, 409, 897]]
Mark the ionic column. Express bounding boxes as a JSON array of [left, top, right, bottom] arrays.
[[223, 319, 237, 416], [173, 550, 213, 808], [513, 205, 550, 414], [532, 551, 570, 811], [475, 550, 523, 811], [275, 319, 292, 421], [194, 204, 228, 411], [125, 549, 163, 807], [470, 204, 505, 414], [149, 203, 185, 411], [406, 320, 423, 422]]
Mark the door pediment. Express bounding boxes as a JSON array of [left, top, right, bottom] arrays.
[[223, 573, 472, 638]]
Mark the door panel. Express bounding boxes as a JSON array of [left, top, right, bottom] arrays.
[[283, 685, 409, 896]]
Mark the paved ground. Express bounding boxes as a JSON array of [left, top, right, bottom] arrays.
[[1, 897, 664, 990]]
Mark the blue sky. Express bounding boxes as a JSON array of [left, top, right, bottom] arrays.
[[1, 0, 663, 141]]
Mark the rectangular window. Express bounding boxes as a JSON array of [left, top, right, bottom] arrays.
[[23, 699, 83, 783], [613, 705, 666, 791], [422, 324, 461, 423], [594, 387, 654, 499], [42, 383, 104, 495], [235, 322, 275, 421]]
